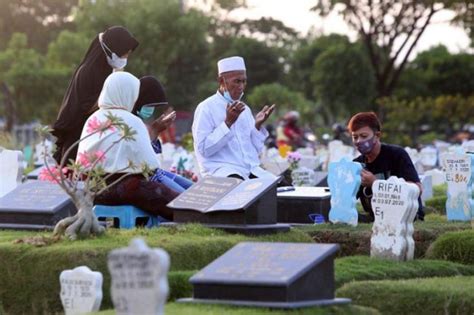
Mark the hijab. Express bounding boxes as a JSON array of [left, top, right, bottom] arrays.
[[132, 76, 168, 115], [77, 72, 160, 174], [52, 26, 139, 163]]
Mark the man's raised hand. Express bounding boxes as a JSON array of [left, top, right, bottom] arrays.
[[255, 104, 275, 130], [225, 101, 245, 128]]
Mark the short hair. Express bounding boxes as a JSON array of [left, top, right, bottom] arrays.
[[347, 112, 381, 133]]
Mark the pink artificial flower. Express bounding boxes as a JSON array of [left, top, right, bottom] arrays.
[[287, 151, 302, 163], [77, 152, 91, 168], [86, 117, 116, 135], [38, 166, 68, 183]]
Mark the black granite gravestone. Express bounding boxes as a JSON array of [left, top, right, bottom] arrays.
[[178, 242, 349, 308], [168, 176, 289, 234], [277, 187, 331, 223], [0, 181, 77, 230]]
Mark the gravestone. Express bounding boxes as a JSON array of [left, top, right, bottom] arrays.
[[169, 176, 289, 233], [440, 153, 474, 221], [424, 168, 445, 186], [108, 238, 170, 315], [328, 140, 354, 164], [0, 181, 77, 230], [419, 146, 438, 170], [291, 166, 316, 186], [178, 242, 349, 308], [0, 148, 24, 198], [298, 155, 319, 170], [277, 187, 331, 223], [462, 140, 474, 154], [419, 174, 433, 202], [405, 147, 424, 175], [60, 266, 103, 315], [33, 140, 54, 166], [327, 158, 362, 226], [370, 176, 420, 261], [261, 156, 289, 176]]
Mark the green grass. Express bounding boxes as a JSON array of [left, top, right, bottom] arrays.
[[0, 225, 312, 315], [296, 220, 471, 258], [93, 303, 380, 315], [337, 276, 474, 315], [426, 229, 474, 265], [168, 257, 474, 301]]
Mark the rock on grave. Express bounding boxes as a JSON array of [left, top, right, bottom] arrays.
[[441, 153, 474, 221], [178, 242, 350, 308], [0, 148, 24, 198], [60, 266, 103, 315], [328, 158, 362, 226], [108, 238, 170, 315], [370, 176, 420, 261]]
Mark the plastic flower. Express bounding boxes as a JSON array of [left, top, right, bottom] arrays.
[[86, 117, 115, 135], [38, 166, 68, 183], [287, 151, 301, 171]]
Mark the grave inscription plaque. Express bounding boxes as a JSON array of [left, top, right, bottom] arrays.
[[178, 242, 350, 308]]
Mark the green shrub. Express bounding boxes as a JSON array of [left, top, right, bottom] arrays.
[[337, 276, 474, 315], [335, 256, 474, 287], [424, 196, 447, 214], [297, 221, 471, 257], [426, 230, 474, 265], [432, 184, 447, 197]]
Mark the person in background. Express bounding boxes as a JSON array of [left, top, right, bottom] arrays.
[[132, 75, 193, 193], [276, 111, 304, 149], [53, 26, 139, 164], [77, 72, 177, 220], [348, 112, 424, 222], [192, 56, 276, 180]]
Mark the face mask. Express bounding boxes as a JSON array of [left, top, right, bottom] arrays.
[[99, 33, 128, 70], [356, 136, 377, 155], [222, 77, 244, 103], [138, 106, 155, 120]]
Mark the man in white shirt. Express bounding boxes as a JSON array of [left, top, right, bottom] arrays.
[[192, 56, 276, 179]]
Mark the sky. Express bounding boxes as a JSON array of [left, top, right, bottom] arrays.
[[221, 0, 472, 58]]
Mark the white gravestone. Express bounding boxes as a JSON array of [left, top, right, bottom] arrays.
[[60, 266, 103, 315], [0, 148, 24, 198], [261, 156, 289, 176], [299, 155, 319, 170], [34, 140, 54, 166], [462, 140, 474, 154], [328, 140, 355, 164], [370, 176, 420, 261], [405, 147, 424, 175], [424, 168, 446, 186], [108, 238, 170, 315], [419, 146, 438, 170], [441, 153, 474, 221], [291, 166, 316, 186], [419, 174, 433, 202]]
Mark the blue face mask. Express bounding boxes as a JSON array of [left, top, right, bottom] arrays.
[[138, 106, 155, 120], [223, 77, 244, 103]]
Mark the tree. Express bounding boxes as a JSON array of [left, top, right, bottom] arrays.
[[313, 0, 474, 100], [396, 45, 474, 99], [247, 83, 323, 127], [288, 34, 350, 100], [0, 0, 77, 52]]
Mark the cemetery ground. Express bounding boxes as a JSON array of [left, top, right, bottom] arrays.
[[0, 186, 474, 314]]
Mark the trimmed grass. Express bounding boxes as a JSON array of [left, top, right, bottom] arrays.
[[337, 276, 474, 315], [296, 220, 471, 257], [93, 303, 380, 315], [167, 256, 474, 301], [0, 225, 312, 315], [426, 229, 474, 265]]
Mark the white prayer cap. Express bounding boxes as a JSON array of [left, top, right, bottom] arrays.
[[217, 56, 246, 75]]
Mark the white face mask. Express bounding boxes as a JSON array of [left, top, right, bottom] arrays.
[[99, 33, 128, 70]]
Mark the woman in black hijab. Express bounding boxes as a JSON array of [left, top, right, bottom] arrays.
[[133, 76, 194, 193], [52, 26, 139, 164]]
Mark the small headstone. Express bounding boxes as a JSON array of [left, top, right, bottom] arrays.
[[108, 238, 170, 315], [179, 242, 349, 308], [440, 153, 474, 221], [0, 181, 77, 230], [424, 168, 445, 186], [0, 149, 24, 198], [419, 146, 438, 169], [462, 140, 474, 154], [419, 174, 433, 202], [33, 140, 54, 166], [261, 157, 289, 176], [291, 166, 316, 186], [405, 147, 424, 174], [60, 266, 103, 315], [328, 140, 354, 163], [327, 158, 362, 226], [370, 176, 420, 261], [298, 155, 319, 170]]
